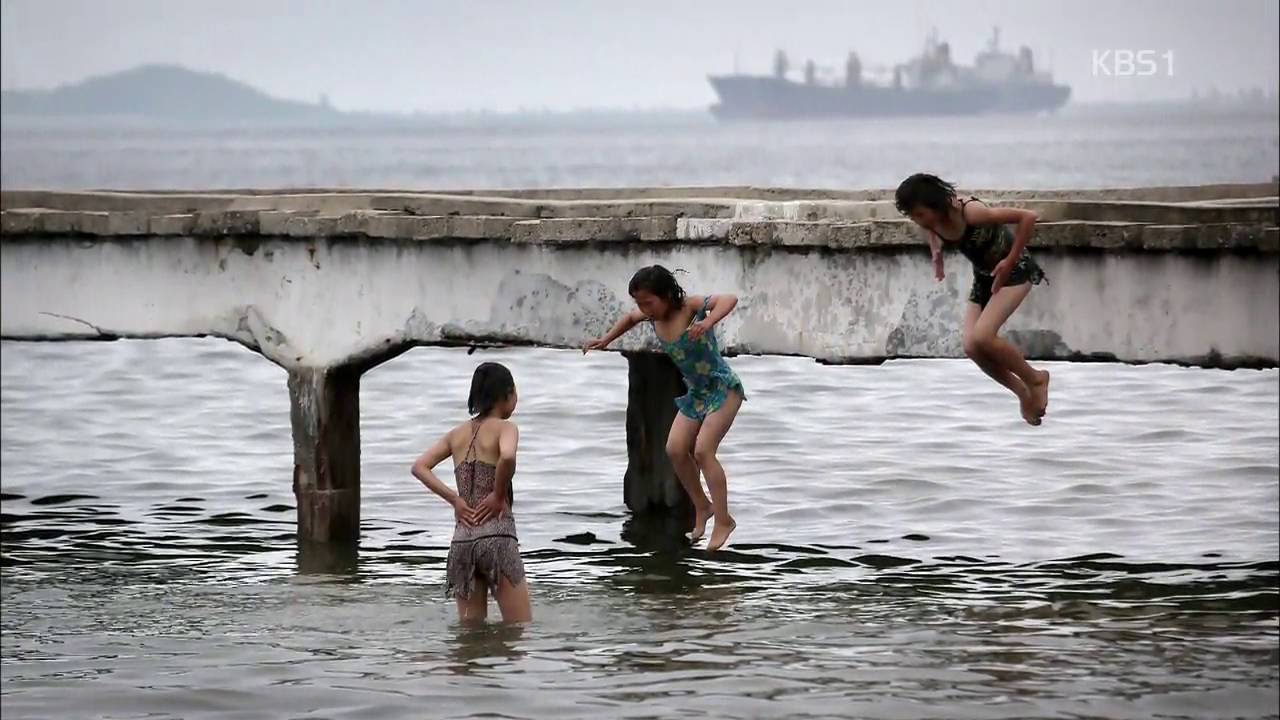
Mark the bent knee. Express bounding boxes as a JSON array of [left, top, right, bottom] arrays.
[[666, 440, 692, 461], [692, 443, 718, 466], [963, 333, 995, 359]]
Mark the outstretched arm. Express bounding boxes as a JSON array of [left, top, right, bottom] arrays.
[[963, 203, 1039, 293], [926, 230, 944, 281], [411, 433, 475, 525], [473, 423, 519, 524], [583, 308, 647, 353]]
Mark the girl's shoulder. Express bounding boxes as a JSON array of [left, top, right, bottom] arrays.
[[448, 418, 515, 453], [959, 196, 1000, 224], [681, 295, 711, 323], [444, 421, 471, 447], [957, 194, 1003, 213], [457, 417, 517, 430], [483, 419, 518, 454], [445, 418, 500, 440], [684, 294, 709, 311], [477, 417, 518, 440]]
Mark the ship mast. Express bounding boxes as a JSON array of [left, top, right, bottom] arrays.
[[773, 49, 789, 79]]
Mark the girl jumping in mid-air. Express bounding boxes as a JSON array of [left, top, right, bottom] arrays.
[[583, 266, 745, 551], [411, 362, 532, 623], [895, 173, 1051, 425]]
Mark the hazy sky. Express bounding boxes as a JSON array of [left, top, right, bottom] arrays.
[[2, 0, 1277, 112]]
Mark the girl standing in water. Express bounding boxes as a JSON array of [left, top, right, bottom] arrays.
[[584, 266, 745, 551], [411, 362, 532, 623], [895, 173, 1051, 425]]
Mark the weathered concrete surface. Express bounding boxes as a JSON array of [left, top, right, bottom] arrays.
[[2, 189, 1276, 368], [3, 185, 1277, 225], [5, 233, 1275, 368]]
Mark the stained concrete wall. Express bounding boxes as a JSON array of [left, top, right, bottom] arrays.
[[2, 188, 1277, 370]]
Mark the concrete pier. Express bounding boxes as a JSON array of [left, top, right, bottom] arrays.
[[288, 365, 363, 543], [2, 186, 1277, 545]]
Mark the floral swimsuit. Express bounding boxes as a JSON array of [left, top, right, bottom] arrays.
[[655, 297, 746, 421]]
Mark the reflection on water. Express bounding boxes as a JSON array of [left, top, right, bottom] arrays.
[[2, 340, 1277, 719], [296, 541, 360, 576]]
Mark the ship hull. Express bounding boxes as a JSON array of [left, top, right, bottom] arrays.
[[708, 75, 1070, 120], [990, 82, 1072, 113]]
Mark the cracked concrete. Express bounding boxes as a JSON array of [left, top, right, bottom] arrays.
[[1, 188, 1276, 371]]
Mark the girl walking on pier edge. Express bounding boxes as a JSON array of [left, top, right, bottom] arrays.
[[895, 173, 1051, 425], [411, 362, 532, 623], [584, 266, 745, 552]]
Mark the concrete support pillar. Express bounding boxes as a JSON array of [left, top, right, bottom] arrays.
[[622, 352, 691, 529], [288, 365, 361, 544]]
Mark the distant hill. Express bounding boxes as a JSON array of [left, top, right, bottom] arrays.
[[0, 65, 343, 122]]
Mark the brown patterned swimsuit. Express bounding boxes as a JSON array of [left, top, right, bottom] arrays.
[[445, 422, 526, 600]]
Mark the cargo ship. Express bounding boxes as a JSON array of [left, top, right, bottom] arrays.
[[708, 28, 1071, 120]]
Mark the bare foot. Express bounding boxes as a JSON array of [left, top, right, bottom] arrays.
[[706, 516, 737, 552], [1018, 391, 1042, 426], [1027, 370, 1051, 416], [689, 503, 713, 542]]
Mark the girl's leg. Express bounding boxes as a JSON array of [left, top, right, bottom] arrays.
[[693, 390, 744, 552], [456, 575, 489, 624], [962, 299, 1041, 425], [962, 302, 1031, 398], [492, 577, 532, 624], [666, 414, 712, 540], [971, 284, 1050, 419]]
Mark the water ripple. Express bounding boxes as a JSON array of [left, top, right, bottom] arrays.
[[2, 340, 1277, 719]]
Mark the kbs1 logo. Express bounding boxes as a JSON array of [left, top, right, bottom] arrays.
[[1092, 50, 1175, 77]]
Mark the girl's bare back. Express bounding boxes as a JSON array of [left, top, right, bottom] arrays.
[[448, 419, 507, 467]]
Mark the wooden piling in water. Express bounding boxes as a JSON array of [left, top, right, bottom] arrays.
[[288, 365, 362, 544], [622, 352, 692, 527]]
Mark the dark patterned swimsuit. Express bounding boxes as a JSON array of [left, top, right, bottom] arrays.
[[444, 422, 526, 600], [943, 196, 1047, 308]]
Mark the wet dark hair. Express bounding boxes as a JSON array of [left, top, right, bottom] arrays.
[[467, 362, 515, 418], [895, 173, 957, 215], [628, 265, 686, 313]]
